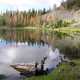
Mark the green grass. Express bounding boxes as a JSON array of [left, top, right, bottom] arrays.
[[24, 59, 80, 80]]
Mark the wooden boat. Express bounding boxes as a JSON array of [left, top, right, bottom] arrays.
[[10, 63, 48, 76], [10, 64, 36, 72], [10, 57, 49, 76], [10, 64, 36, 76]]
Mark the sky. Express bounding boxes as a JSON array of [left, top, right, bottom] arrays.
[[0, 0, 66, 12]]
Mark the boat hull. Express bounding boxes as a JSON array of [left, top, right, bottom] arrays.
[[10, 64, 48, 76]]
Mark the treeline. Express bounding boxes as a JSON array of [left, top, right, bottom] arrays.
[[61, 0, 80, 10], [0, 8, 51, 27]]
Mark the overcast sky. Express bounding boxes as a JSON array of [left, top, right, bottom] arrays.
[[0, 0, 66, 12]]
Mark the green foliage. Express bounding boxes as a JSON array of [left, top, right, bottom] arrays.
[[0, 16, 6, 26], [62, 0, 80, 10], [44, 20, 71, 30], [54, 20, 63, 28], [52, 60, 80, 80], [0, 8, 51, 27], [54, 31, 71, 39], [54, 20, 70, 28]]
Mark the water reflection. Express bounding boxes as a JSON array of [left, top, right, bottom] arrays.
[[0, 29, 66, 79], [0, 46, 48, 64], [0, 39, 49, 48], [0, 41, 62, 74], [0, 29, 55, 45], [0, 46, 61, 65]]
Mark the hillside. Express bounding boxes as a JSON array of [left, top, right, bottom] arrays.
[[0, 0, 80, 28], [61, 0, 80, 10]]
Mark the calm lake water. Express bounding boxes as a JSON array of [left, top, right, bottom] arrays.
[[0, 40, 61, 80], [0, 30, 61, 80], [0, 29, 79, 80]]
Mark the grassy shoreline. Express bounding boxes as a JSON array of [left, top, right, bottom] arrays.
[[24, 59, 80, 80]]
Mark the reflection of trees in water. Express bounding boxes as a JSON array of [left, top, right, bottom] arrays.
[[54, 40, 80, 59], [0, 29, 49, 46], [63, 44, 80, 59], [0, 29, 75, 45], [16, 30, 50, 45], [0, 29, 16, 41]]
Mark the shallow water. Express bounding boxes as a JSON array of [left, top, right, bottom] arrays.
[[0, 28, 79, 80], [0, 40, 61, 80], [0, 46, 49, 63], [0, 27, 64, 80]]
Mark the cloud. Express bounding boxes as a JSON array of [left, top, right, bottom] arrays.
[[0, 0, 64, 11], [0, 0, 62, 6], [0, 0, 34, 5], [0, 0, 49, 5]]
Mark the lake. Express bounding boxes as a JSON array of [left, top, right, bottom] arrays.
[[0, 41, 62, 80], [0, 29, 79, 80]]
